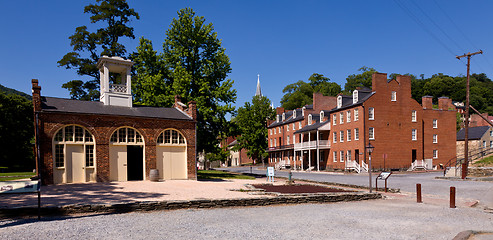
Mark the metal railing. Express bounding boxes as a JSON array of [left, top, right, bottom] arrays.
[[443, 147, 493, 176]]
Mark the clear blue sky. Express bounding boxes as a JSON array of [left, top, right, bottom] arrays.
[[1, 0, 493, 108]]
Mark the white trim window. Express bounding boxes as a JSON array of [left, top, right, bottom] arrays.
[[347, 150, 351, 162], [369, 127, 375, 140], [293, 135, 296, 144], [433, 134, 438, 143], [320, 111, 325, 122], [287, 136, 290, 145], [369, 108, 374, 120], [412, 129, 417, 141], [308, 114, 313, 125], [412, 110, 417, 122], [333, 151, 337, 162], [490, 141, 492, 148], [337, 95, 342, 108], [355, 128, 359, 140], [340, 151, 344, 162], [282, 113, 285, 121], [274, 139, 277, 147], [340, 130, 344, 142], [433, 119, 438, 128], [299, 122, 302, 129], [340, 113, 344, 124], [292, 123, 295, 131], [391, 91, 396, 101], [333, 114, 337, 125], [270, 139, 272, 147], [354, 109, 359, 121], [353, 90, 358, 104], [269, 129, 272, 135], [347, 111, 351, 123], [347, 129, 352, 141], [293, 110, 297, 118], [433, 150, 438, 159], [333, 132, 337, 143]]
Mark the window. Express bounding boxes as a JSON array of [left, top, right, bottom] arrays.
[[292, 123, 295, 131], [340, 151, 344, 162], [333, 115, 337, 125], [270, 139, 272, 147], [433, 134, 438, 143], [75, 126, 84, 141], [483, 141, 487, 148], [333, 151, 337, 162], [282, 113, 285, 121], [369, 108, 374, 120], [274, 139, 277, 147], [353, 90, 358, 104], [333, 132, 337, 143], [270, 129, 272, 135], [354, 109, 359, 121], [355, 128, 359, 140], [320, 111, 325, 122], [293, 110, 297, 118], [347, 129, 352, 141], [340, 130, 344, 142], [55, 144, 64, 168], [85, 145, 94, 167], [293, 135, 296, 144], [433, 119, 438, 128], [157, 129, 186, 145], [391, 91, 396, 101], [491, 131, 493, 137], [412, 129, 417, 141], [287, 125, 289, 132], [347, 150, 351, 162], [276, 115, 279, 122], [278, 127, 281, 134], [340, 113, 344, 124], [308, 114, 313, 125], [299, 122, 302, 129], [287, 136, 290, 145], [337, 95, 342, 108], [369, 127, 374, 140], [347, 111, 351, 123], [412, 110, 417, 122], [433, 150, 438, 159], [490, 141, 493, 148]]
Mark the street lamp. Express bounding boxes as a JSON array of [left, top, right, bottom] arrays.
[[366, 143, 375, 193]]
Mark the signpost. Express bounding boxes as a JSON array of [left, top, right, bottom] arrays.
[[0, 180, 41, 219], [375, 172, 392, 192], [267, 167, 275, 182]]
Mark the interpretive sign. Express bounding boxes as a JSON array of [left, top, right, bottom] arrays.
[[377, 172, 391, 180], [0, 180, 40, 194], [267, 167, 275, 182]]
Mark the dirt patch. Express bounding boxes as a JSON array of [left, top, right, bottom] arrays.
[[252, 184, 354, 194]]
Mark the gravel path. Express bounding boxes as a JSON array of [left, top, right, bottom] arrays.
[[1, 198, 492, 240]]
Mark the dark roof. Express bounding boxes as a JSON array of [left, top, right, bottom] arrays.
[[269, 108, 304, 128], [329, 90, 374, 113], [40, 97, 193, 121], [294, 120, 329, 134], [457, 126, 491, 141]]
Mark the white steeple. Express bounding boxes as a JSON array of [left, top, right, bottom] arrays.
[[97, 56, 134, 107], [255, 74, 262, 97]]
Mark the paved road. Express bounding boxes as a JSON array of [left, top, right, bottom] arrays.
[[1, 198, 492, 240], [218, 166, 493, 209]]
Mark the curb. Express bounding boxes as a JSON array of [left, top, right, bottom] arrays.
[[0, 192, 381, 219]]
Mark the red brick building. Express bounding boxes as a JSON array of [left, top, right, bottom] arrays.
[[33, 56, 197, 184], [268, 73, 457, 171]]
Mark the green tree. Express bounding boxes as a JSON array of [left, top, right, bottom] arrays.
[[234, 95, 276, 165], [133, 8, 237, 154], [0, 92, 34, 171], [280, 73, 341, 110], [58, 0, 139, 100], [344, 66, 376, 93]]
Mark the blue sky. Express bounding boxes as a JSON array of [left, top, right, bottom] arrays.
[[1, 0, 493, 108]]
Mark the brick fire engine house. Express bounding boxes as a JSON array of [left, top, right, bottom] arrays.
[[267, 73, 456, 172], [33, 56, 197, 184]]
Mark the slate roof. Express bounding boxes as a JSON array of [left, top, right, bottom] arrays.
[[40, 97, 193, 121], [268, 108, 304, 128], [456, 126, 491, 141], [294, 120, 330, 134], [329, 89, 374, 112]]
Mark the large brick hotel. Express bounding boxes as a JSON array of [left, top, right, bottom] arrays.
[[267, 73, 456, 171]]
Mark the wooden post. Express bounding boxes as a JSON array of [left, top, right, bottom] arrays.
[[450, 187, 456, 208], [417, 183, 422, 203]]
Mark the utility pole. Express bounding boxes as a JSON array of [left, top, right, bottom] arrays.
[[456, 50, 482, 179]]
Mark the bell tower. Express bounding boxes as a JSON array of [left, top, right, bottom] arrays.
[[97, 56, 134, 107]]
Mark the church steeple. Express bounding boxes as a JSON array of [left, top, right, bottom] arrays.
[[255, 74, 262, 97]]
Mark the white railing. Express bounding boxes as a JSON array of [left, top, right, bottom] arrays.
[[110, 83, 127, 93], [361, 161, 368, 172], [319, 140, 330, 148], [294, 140, 330, 150], [345, 160, 361, 173], [411, 160, 427, 171], [276, 160, 286, 170]]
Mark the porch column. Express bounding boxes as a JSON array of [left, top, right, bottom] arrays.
[[317, 130, 320, 171], [308, 132, 311, 171], [301, 134, 304, 171], [294, 148, 297, 171]]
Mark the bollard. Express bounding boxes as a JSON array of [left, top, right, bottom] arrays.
[[416, 183, 422, 203], [450, 187, 456, 208], [288, 170, 292, 184], [250, 166, 252, 174]]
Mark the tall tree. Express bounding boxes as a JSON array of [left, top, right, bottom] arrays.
[[133, 8, 237, 154], [344, 66, 376, 93], [58, 0, 139, 100], [280, 73, 341, 110], [234, 95, 275, 165]]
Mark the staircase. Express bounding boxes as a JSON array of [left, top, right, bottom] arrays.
[[345, 160, 368, 173]]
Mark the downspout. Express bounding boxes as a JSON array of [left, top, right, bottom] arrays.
[[35, 112, 41, 180], [362, 105, 366, 167]]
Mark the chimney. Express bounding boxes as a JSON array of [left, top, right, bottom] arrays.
[[396, 75, 412, 99], [31, 79, 42, 112], [173, 95, 184, 111], [372, 72, 387, 92], [438, 97, 452, 110], [187, 101, 197, 120], [276, 107, 284, 115], [422, 96, 433, 109]]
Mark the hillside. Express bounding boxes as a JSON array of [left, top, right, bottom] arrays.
[[0, 84, 32, 100]]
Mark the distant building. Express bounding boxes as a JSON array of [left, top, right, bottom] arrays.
[[456, 126, 493, 157], [267, 73, 457, 171], [33, 56, 197, 184]]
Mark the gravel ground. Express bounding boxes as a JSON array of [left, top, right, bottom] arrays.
[[1, 198, 492, 240]]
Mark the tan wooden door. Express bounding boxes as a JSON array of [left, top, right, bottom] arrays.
[[66, 145, 85, 183], [110, 145, 127, 181], [157, 146, 187, 180]]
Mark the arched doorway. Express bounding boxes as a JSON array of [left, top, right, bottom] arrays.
[[52, 125, 96, 184], [109, 127, 145, 181], [156, 129, 187, 180]]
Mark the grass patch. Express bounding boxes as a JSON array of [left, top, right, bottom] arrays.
[[0, 176, 34, 181], [473, 156, 493, 167], [197, 170, 255, 180], [0, 172, 36, 177]]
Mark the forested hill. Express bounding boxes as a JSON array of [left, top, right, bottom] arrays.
[[0, 84, 32, 100]]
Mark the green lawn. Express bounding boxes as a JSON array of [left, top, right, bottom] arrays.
[[473, 156, 493, 167], [197, 170, 255, 180], [0, 172, 36, 181]]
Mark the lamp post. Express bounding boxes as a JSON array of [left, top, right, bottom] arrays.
[[366, 143, 374, 193]]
